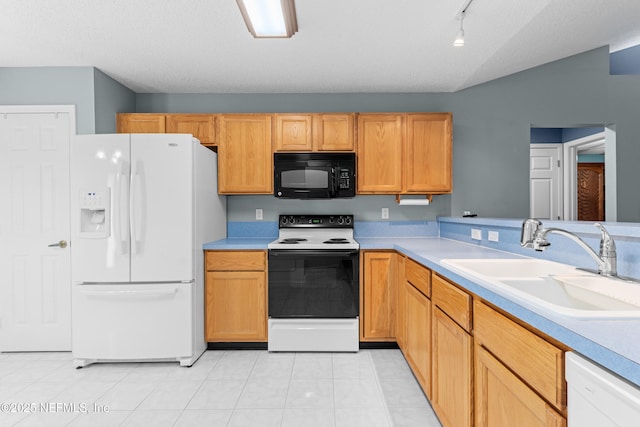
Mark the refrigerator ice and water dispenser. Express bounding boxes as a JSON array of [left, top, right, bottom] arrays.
[[79, 189, 109, 237]]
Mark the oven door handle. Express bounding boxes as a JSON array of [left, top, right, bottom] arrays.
[[269, 249, 359, 257]]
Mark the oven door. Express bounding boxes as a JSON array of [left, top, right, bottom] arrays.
[[268, 250, 359, 318]]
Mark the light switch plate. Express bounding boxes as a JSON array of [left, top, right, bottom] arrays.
[[381, 208, 389, 219], [488, 231, 499, 242], [471, 229, 482, 240], [255, 208, 263, 220]]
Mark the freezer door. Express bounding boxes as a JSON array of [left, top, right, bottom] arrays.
[[130, 134, 194, 282], [72, 282, 193, 360], [71, 134, 131, 283]]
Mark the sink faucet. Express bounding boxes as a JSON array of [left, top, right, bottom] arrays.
[[520, 219, 617, 277]]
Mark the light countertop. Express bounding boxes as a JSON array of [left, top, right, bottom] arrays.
[[203, 237, 274, 250], [205, 236, 640, 387]]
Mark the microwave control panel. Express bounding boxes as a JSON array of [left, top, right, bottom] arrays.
[[338, 168, 352, 190]]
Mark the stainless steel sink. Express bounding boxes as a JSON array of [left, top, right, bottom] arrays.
[[441, 258, 640, 319]]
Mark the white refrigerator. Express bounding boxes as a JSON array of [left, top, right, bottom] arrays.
[[70, 133, 225, 368]]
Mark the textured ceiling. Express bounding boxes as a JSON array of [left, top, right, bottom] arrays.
[[1, 0, 640, 93]]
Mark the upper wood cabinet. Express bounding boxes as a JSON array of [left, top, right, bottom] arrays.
[[274, 114, 313, 151], [116, 113, 217, 146], [116, 113, 166, 133], [217, 114, 273, 194], [314, 114, 355, 151], [404, 113, 452, 193], [357, 112, 452, 194], [166, 114, 216, 146], [273, 113, 355, 152], [357, 114, 404, 193]]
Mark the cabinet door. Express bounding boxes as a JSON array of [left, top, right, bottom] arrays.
[[404, 113, 452, 193], [205, 271, 267, 341], [432, 307, 473, 427], [274, 114, 313, 151], [474, 301, 565, 411], [476, 345, 566, 427], [218, 114, 273, 194], [395, 254, 406, 350], [166, 114, 216, 146], [405, 281, 431, 398], [116, 113, 166, 133], [361, 252, 395, 341], [357, 114, 403, 193], [314, 114, 355, 151], [206, 251, 265, 272]]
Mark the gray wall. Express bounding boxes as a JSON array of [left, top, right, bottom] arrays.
[[0, 67, 96, 133], [136, 93, 448, 114], [449, 47, 640, 221], [450, 47, 611, 219], [93, 69, 136, 134], [3, 46, 640, 221], [138, 48, 640, 222]]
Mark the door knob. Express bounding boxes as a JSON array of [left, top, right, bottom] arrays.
[[48, 240, 68, 249]]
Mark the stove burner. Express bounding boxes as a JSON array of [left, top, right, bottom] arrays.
[[279, 238, 308, 244], [323, 238, 349, 244]]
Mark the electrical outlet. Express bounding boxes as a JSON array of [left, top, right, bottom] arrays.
[[471, 229, 482, 240], [255, 208, 263, 220], [381, 207, 389, 219], [488, 231, 499, 242]]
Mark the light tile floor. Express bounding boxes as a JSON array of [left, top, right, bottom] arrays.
[[0, 349, 442, 427]]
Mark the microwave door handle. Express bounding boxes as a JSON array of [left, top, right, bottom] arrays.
[[331, 167, 339, 196]]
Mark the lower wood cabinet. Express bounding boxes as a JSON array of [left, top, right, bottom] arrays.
[[205, 251, 267, 342], [395, 255, 406, 349], [431, 273, 473, 427], [404, 279, 432, 398], [361, 251, 395, 341], [432, 307, 473, 427], [475, 345, 566, 427], [474, 300, 567, 426]]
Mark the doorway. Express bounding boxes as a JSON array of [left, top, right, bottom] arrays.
[[577, 163, 605, 221], [529, 126, 616, 222]]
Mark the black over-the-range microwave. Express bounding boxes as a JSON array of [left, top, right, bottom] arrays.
[[274, 152, 356, 199]]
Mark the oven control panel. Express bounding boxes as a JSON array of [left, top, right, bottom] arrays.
[[278, 214, 353, 228]]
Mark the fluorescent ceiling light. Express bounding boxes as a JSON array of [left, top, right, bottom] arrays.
[[237, 0, 298, 38]]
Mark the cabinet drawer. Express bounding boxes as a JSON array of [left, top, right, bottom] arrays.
[[432, 274, 472, 333], [474, 300, 566, 411], [405, 258, 431, 297], [206, 251, 266, 271]]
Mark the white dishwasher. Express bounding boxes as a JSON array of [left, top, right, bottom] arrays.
[[566, 352, 640, 427]]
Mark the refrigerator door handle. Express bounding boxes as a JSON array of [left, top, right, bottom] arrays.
[[115, 160, 130, 255], [78, 288, 178, 298], [130, 161, 139, 255]]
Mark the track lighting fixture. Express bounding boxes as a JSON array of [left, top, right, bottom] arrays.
[[454, 12, 465, 47], [453, 0, 474, 47]]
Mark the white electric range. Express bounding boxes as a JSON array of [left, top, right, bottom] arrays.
[[267, 215, 360, 352]]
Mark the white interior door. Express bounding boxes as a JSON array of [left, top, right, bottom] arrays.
[[530, 144, 563, 220], [0, 106, 75, 351]]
